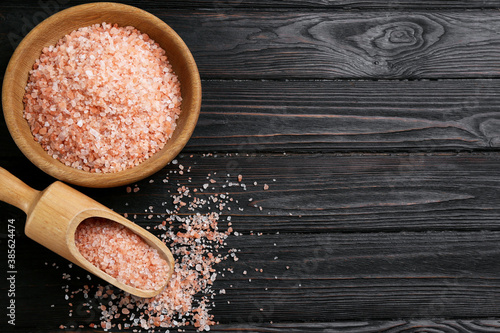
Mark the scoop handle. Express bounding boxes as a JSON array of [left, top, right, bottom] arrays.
[[0, 167, 40, 214]]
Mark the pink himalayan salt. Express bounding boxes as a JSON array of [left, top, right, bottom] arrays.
[[95, 212, 230, 331], [75, 217, 170, 291], [23, 22, 182, 173], [63, 164, 244, 331]]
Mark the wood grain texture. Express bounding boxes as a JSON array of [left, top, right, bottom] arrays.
[[7, 228, 500, 330], [4, 0, 500, 10], [49, 320, 500, 333], [213, 232, 500, 321], [154, 11, 500, 79], [187, 79, 500, 152], [162, 0, 500, 10], [101, 152, 500, 233], [195, 320, 500, 333], [4, 152, 500, 234]]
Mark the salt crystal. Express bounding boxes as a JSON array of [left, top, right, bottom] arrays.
[[89, 128, 100, 139], [23, 23, 182, 173], [61, 165, 265, 331], [75, 217, 170, 290]]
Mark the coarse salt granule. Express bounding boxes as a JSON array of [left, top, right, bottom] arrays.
[[60, 160, 251, 332], [23, 22, 182, 173], [79, 211, 233, 331], [75, 217, 170, 291]]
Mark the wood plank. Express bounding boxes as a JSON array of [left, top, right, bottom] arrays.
[[130, 152, 500, 233], [189, 79, 500, 152], [4, 152, 500, 234], [162, 1, 500, 10], [7, 229, 500, 330], [28, 320, 500, 333], [213, 232, 500, 321], [4, 79, 500, 156], [4, 0, 500, 10], [154, 11, 500, 79], [201, 1, 500, 10], [192, 320, 500, 333]]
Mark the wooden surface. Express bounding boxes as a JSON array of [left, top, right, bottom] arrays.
[[2, 0, 500, 332]]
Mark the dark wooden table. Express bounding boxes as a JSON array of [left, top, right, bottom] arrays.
[[2, 1, 500, 332]]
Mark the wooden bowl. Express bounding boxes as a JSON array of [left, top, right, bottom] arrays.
[[2, 2, 201, 188]]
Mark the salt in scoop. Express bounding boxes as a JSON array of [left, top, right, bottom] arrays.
[[0, 167, 174, 298]]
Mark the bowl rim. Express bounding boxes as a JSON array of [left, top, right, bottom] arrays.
[[2, 2, 201, 188]]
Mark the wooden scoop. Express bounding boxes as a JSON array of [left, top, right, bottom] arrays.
[[0, 167, 174, 298]]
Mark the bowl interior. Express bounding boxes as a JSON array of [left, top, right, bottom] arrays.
[[2, 2, 201, 188]]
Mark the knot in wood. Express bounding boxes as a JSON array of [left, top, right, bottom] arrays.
[[351, 21, 424, 57]]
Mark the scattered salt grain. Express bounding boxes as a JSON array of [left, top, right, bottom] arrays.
[[58, 162, 272, 331]]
